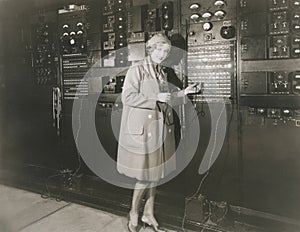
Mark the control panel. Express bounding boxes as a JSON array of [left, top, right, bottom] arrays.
[[239, 0, 300, 126], [183, 0, 237, 102], [31, 13, 57, 85], [102, 0, 128, 67], [240, 0, 300, 60], [58, 5, 89, 100]]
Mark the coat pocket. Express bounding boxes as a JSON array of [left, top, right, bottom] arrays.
[[124, 124, 144, 135]]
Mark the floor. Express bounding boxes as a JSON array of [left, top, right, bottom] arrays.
[[0, 184, 184, 232]]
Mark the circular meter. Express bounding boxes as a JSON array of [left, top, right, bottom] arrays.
[[203, 22, 213, 31], [190, 13, 201, 21], [189, 3, 200, 10], [202, 12, 212, 20], [214, 0, 226, 8], [214, 10, 226, 19]]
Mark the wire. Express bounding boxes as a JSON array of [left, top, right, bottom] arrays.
[[72, 95, 84, 177], [181, 102, 226, 232], [42, 86, 85, 201], [41, 173, 65, 202], [215, 103, 234, 192]]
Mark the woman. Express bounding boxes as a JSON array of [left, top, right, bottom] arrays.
[[117, 33, 197, 232]]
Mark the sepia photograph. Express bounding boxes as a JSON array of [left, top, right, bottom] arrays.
[[0, 0, 300, 231]]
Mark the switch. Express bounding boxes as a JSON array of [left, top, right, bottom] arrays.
[[241, 20, 248, 31], [257, 108, 265, 115], [282, 22, 287, 28], [293, 37, 300, 43], [241, 44, 248, 51], [293, 48, 300, 53], [282, 46, 288, 52], [273, 47, 278, 53]]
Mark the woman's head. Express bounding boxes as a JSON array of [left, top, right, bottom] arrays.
[[146, 33, 171, 64]]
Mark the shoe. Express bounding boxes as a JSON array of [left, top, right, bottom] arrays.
[[141, 215, 166, 232], [127, 212, 138, 232]]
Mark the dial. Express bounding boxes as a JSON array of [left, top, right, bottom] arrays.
[[214, 10, 226, 19], [189, 3, 200, 10], [203, 22, 213, 31], [190, 13, 201, 21], [214, 0, 226, 7], [77, 22, 83, 27], [202, 12, 212, 19]]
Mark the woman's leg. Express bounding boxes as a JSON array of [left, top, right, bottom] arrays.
[[143, 182, 157, 219], [129, 181, 149, 226], [142, 182, 166, 231]]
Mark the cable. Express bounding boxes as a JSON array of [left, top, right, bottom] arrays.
[[215, 103, 234, 192], [181, 102, 226, 232], [72, 95, 84, 177], [41, 173, 65, 202], [42, 86, 85, 201]]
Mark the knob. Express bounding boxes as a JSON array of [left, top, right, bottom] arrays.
[[293, 0, 300, 6], [189, 31, 196, 36], [257, 108, 265, 114], [293, 37, 300, 43], [294, 48, 300, 53], [220, 26, 235, 39]]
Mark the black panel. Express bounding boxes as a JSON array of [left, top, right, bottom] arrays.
[[240, 13, 267, 37], [239, 0, 267, 13], [241, 37, 267, 60], [240, 72, 268, 94]]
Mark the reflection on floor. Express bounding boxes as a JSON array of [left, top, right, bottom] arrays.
[[0, 184, 181, 232]]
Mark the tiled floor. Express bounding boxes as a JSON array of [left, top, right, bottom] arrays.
[[0, 185, 180, 232]]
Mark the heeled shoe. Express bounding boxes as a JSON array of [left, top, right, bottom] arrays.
[[127, 212, 138, 232], [141, 215, 166, 232]]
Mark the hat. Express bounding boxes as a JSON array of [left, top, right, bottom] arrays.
[[146, 33, 171, 48]]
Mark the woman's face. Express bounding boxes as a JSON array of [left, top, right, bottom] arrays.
[[150, 43, 170, 64]]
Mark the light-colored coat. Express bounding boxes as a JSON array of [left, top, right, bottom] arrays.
[[117, 56, 185, 181]]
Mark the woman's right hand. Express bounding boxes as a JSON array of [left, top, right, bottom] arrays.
[[157, 93, 171, 103]]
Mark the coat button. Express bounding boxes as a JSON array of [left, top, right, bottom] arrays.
[[148, 114, 152, 119], [148, 132, 152, 137], [168, 129, 172, 133], [168, 112, 171, 116]]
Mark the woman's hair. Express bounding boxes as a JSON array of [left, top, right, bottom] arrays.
[[146, 33, 171, 54]]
